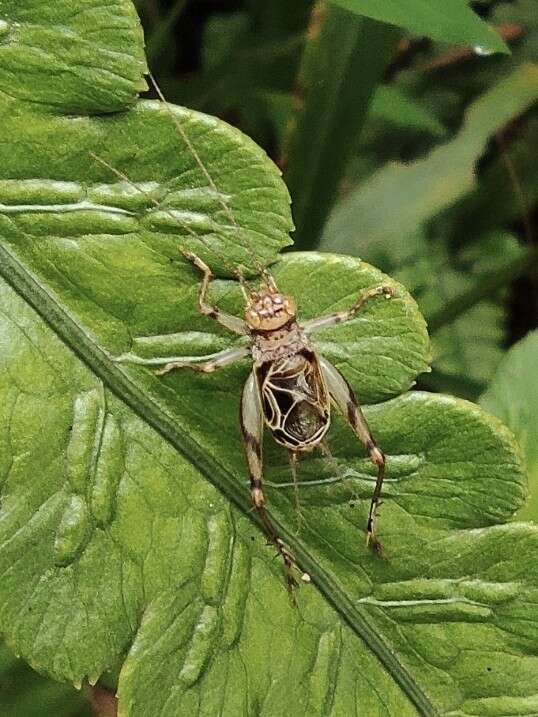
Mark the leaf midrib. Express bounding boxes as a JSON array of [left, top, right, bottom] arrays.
[[0, 240, 438, 717]]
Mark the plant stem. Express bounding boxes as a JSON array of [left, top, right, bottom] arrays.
[[283, 5, 398, 250]]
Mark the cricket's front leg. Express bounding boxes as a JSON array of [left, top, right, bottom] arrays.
[[303, 284, 393, 334], [182, 251, 249, 335], [240, 371, 307, 591], [114, 346, 249, 375], [319, 357, 386, 553]]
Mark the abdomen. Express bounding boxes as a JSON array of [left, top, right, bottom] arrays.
[[257, 350, 330, 451]]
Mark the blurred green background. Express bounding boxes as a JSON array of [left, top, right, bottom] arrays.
[[2, 0, 537, 714]]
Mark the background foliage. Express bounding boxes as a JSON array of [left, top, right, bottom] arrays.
[[0, 0, 537, 715]]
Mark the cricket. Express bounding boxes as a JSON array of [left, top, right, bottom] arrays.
[[153, 250, 392, 588], [95, 74, 393, 591]]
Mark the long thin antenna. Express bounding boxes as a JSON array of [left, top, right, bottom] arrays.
[[89, 151, 252, 291], [148, 70, 239, 230], [146, 69, 269, 278]]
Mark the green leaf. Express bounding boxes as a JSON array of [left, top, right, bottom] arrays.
[[0, 94, 293, 277], [480, 330, 538, 522], [369, 86, 446, 138], [0, 640, 90, 717], [320, 63, 538, 257], [0, 90, 537, 713], [0, 0, 147, 113], [0, 257, 535, 715], [1, 2, 537, 715], [328, 0, 508, 54]]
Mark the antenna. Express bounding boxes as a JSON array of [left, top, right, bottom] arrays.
[[89, 151, 253, 292], [146, 69, 271, 280]]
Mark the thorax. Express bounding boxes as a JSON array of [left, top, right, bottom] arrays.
[[250, 321, 309, 365]]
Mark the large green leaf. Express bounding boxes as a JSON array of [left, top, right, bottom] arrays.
[[1, 2, 537, 716], [0, 93, 293, 278], [480, 330, 538, 522], [0, 263, 535, 716], [0, 0, 147, 113], [328, 0, 508, 53]]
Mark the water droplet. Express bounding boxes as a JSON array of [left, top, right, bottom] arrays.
[[473, 45, 494, 57]]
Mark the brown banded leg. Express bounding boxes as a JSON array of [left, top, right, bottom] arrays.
[[241, 371, 307, 591], [182, 250, 249, 335], [303, 285, 394, 334], [319, 357, 386, 553]]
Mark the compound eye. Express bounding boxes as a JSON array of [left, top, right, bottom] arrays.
[[284, 297, 297, 316], [246, 309, 261, 328]]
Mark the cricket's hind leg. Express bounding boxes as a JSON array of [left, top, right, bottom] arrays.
[[240, 371, 309, 594], [319, 357, 386, 554]]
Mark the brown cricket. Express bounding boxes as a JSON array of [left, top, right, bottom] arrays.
[[150, 251, 393, 587], [94, 75, 393, 589]]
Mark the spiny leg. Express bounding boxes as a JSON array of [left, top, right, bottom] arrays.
[[154, 345, 248, 376], [303, 285, 394, 334], [182, 250, 248, 335], [241, 371, 308, 591], [113, 345, 248, 375], [319, 357, 386, 553]]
